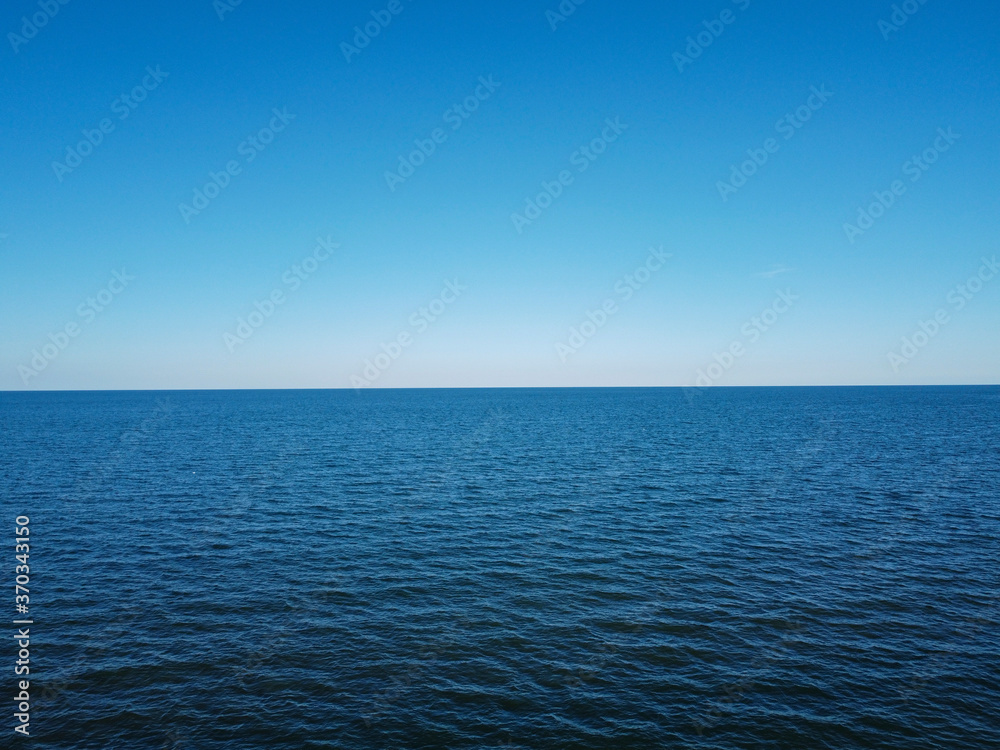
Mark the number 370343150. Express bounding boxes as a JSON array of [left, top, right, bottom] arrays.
[[15, 516, 29, 604]]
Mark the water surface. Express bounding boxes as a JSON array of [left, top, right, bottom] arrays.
[[2, 387, 998, 748]]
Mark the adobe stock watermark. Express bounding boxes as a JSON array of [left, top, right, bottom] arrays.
[[7, 0, 72, 54], [843, 127, 959, 244], [52, 66, 169, 182], [224, 236, 338, 353], [898, 593, 999, 705], [341, 0, 414, 63], [673, 0, 751, 73], [563, 643, 618, 688], [32, 601, 147, 725], [178, 107, 295, 223], [17, 269, 135, 385], [510, 117, 627, 234], [887, 255, 997, 372], [546, 0, 587, 31], [351, 279, 466, 388], [73, 396, 175, 499], [686, 289, 798, 395], [879, 0, 931, 40], [717, 85, 833, 201], [361, 644, 443, 729], [556, 246, 671, 362], [214, 0, 244, 21], [755, 264, 793, 279], [691, 621, 806, 736], [232, 621, 297, 689], [385, 75, 500, 191]]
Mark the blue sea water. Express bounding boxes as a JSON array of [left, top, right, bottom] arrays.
[[2, 387, 999, 749]]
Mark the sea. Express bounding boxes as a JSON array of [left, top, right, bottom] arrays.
[[2, 386, 998, 749]]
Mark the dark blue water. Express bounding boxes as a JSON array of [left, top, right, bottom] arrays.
[[2, 387, 999, 749]]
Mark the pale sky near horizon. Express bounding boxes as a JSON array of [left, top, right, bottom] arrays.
[[2, 0, 998, 390]]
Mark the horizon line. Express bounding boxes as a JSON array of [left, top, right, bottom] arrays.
[[2, 384, 998, 394]]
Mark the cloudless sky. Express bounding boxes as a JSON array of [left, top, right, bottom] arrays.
[[2, 0, 998, 389]]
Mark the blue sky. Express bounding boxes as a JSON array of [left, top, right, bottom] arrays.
[[2, 0, 998, 389]]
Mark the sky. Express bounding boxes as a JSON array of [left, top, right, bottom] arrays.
[[1, 0, 998, 390]]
